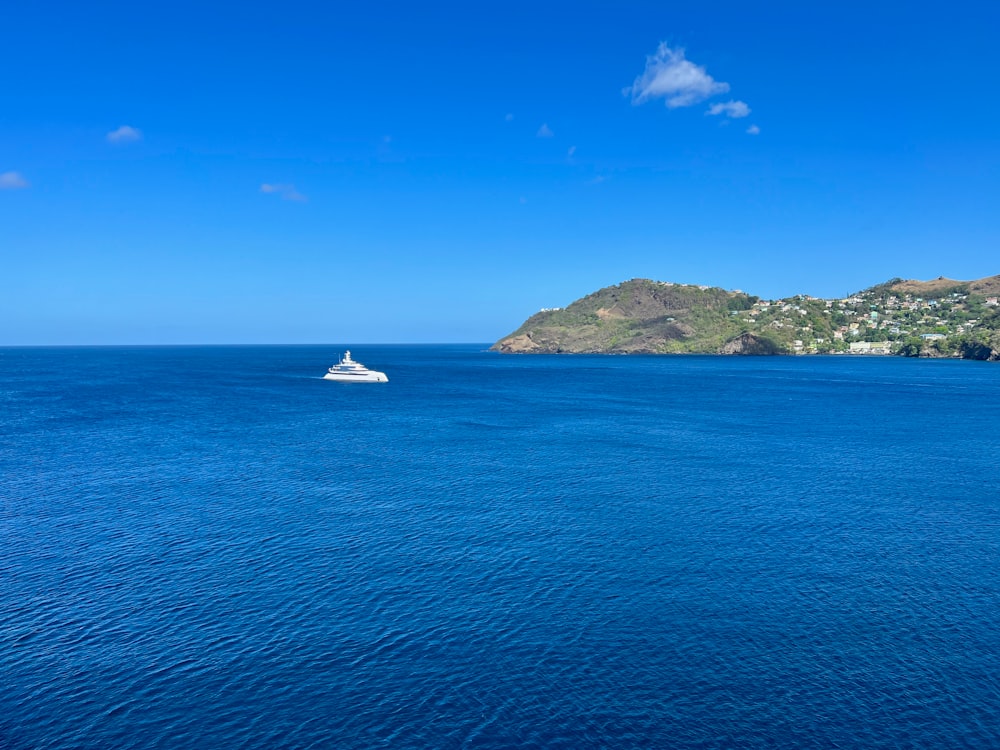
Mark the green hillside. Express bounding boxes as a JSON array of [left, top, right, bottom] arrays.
[[492, 275, 1000, 359]]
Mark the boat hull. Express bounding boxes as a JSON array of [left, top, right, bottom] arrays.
[[323, 371, 388, 383]]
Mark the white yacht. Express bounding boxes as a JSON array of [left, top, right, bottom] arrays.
[[323, 351, 388, 382]]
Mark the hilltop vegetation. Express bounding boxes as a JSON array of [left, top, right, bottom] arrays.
[[492, 275, 1000, 360], [492, 279, 760, 354]]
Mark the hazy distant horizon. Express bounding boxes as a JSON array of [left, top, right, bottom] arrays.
[[3, 269, 998, 346]]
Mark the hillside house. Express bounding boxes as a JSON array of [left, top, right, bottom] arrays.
[[849, 341, 892, 354]]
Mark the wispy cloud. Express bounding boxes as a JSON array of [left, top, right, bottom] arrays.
[[505, 113, 514, 122], [586, 175, 607, 186], [0, 171, 29, 190], [106, 125, 142, 144], [567, 145, 577, 157], [260, 183, 307, 202], [706, 100, 750, 118], [626, 44, 729, 108], [746, 124, 761, 135], [536, 123, 554, 138]]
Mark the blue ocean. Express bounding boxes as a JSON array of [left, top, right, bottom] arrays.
[[3, 345, 999, 749]]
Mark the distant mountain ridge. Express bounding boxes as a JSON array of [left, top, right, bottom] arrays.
[[492, 275, 1000, 360], [875, 275, 1000, 297]]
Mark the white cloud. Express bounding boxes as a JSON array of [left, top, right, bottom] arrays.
[[746, 124, 761, 135], [626, 43, 729, 108], [260, 183, 307, 202], [106, 125, 142, 143], [568, 145, 576, 157], [505, 113, 514, 122], [586, 175, 607, 186], [536, 123, 554, 138], [707, 100, 750, 118], [0, 171, 29, 190]]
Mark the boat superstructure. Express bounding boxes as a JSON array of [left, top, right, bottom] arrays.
[[323, 351, 388, 382]]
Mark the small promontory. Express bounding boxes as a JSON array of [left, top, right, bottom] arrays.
[[492, 279, 774, 355]]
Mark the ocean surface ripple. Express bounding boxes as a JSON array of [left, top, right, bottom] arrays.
[[2, 345, 999, 748]]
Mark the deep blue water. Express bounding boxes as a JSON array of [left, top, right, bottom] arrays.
[[3, 345, 1000, 749]]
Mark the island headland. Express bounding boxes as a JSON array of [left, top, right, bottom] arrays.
[[492, 276, 1000, 360]]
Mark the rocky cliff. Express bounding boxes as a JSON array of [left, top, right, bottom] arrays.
[[717, 333, 785, 355]]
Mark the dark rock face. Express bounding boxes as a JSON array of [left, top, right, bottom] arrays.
[[718, 333, 784, 355], [958, 341, 994, 361]]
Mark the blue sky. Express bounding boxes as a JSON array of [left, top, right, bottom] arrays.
[[3, 1, 999, 344]]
